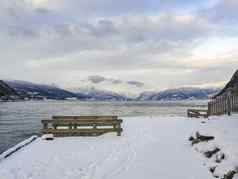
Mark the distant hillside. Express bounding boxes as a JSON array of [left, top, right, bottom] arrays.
[[213, 70, 238, 98], [4, 80, 79, 100], [74, 88, 130, 101], [0, 80, 19, 99], [137, 87, 220, 101]]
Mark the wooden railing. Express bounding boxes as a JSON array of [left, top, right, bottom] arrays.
[[208, 94, 238, 116], [41, 116, 123, 137]]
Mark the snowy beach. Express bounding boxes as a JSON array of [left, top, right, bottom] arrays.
[[0, 115, 237, 179]]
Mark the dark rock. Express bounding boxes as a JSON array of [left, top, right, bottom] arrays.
[[204, 147, 220, 158], [188, 136, 194, 141], [222, 170, 237, 179], [196, 132, 215, 142], [215, 153, 225, 163], [192, 138, 201, 145], [190, 132, 215, 146], [209, 166, 216, 174]]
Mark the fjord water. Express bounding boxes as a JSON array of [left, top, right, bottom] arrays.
[[0, 100, 207, 154]]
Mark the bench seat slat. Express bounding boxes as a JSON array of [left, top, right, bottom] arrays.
[[49, 123, 121, 127], [42, 128, 123, 137], [43, 128, 122, 133]]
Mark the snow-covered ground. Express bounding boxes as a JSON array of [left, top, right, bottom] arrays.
[[189, 115, 238, 179], [0, 115, 237, 179]]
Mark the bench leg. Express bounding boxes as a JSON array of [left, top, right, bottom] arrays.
[[43, 123, 48, 130], [117, 124, 122, 136]]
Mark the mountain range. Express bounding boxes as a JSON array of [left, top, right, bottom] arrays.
[[4, 80, 78, 100], [137, 88, 219, 101], [0, 79, 221, 101]]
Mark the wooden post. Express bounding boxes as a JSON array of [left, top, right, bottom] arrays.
[[227, 94, 231, 116], [117, 124, 121, 136]]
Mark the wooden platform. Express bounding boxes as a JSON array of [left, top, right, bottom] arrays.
[[41, 116, 123, 137]]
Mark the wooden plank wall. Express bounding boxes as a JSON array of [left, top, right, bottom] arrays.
[[208, 94, 238, 116]]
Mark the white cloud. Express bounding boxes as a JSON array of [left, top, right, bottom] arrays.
[[0, 0, 238, 90]]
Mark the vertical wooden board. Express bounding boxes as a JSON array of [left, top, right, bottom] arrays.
[[215, 100, 217, 114], [218, 97, 220, 115], [208, 102, 211, 116], [214, 100, 216, 115], [222, 97, 225, 113], [211, 101, 214, 115], [231, 95, 234, 111], [221, 97, 224, 114], [235, 96, 238, 112]]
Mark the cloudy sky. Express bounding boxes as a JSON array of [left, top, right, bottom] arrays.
[[1, 0, 238, 90]]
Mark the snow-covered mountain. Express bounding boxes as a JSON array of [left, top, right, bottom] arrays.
[[68, 75, 148, 98], [2, 78, 222, 101], [4, 80, 130, 101], [137, 87, 221, 101], [67, 75, 221, 101], [4, 80, 78, 100], [75, 88, 130, 101]]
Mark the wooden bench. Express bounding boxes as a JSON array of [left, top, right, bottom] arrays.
[[187, 109, 208, 118], [41, 116, 123, 137]]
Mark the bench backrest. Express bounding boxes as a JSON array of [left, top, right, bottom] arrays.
[[42, 119, 122, 126], [52, 116, 118, 120], [42, 116, 120, 125], [41, 115, 122, 136], [187, 109, 208, 118]]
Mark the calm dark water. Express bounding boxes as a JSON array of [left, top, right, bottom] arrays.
[[0, 100, 207, 154]]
